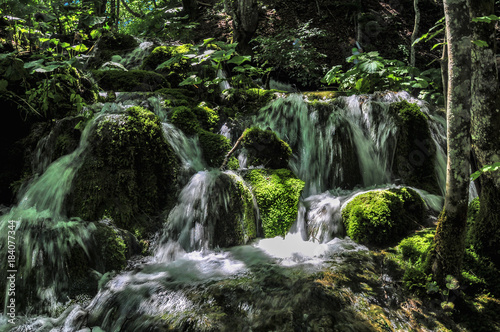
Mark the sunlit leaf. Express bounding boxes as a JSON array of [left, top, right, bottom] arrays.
[[472, 40, 488, 48], [227, 55, 251, 65]]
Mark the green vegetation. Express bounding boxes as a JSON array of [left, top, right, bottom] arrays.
[[245, 169, 304, 237], [342, 187, 425, 246]]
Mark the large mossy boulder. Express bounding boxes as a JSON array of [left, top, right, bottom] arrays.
[[245, 169, 305, 238], [342, 187, 425, 246], [69, 106, 179, 234], [241, 127, 292, 169], [389, 101, 438, 194], [92, 69, 169, 92]]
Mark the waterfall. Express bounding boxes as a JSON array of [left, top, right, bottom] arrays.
[[3, 91, 449, 331], [0, 117, 99, 315]]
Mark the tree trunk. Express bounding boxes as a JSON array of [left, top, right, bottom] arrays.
[[440, 35, 448, 108], [430, 0, 471, 284], [469, 0, 500, 265], [410, 0, 420, 67], [225, 0, 259, 55], [182, 0, 198, 19]]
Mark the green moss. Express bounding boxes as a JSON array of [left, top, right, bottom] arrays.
[[155, 87, 196, 107], [69, 106, 179, 233], [142, 44, 192, 86], [389, 101, 438, 194], [342, 187, 425, 246], [198, 130, 232, 168], [170, 106, 201, 135], [193, 102, 219, 131], [92, 69, 169, 92], [245, 169, 304, 237], [241, 127, 292, 169]]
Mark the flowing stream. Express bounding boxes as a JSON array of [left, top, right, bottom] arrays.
[[1, 91, 449, 331]]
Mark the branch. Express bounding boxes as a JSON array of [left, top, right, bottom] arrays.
[[220, 129, 247, 170], [120, 0, 144, 18]]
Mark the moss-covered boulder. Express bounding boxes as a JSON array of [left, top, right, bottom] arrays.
[[142, 44, 192, 86], [88, 32, 139, 68], [389, 101, 438, 194], [68, 106, 179, 234], [241, 127, 292, 169], [199, 129, 232, 168], [342, 187, 425, 246], [170, 106, 201, 135], [245, 169, 304, 237], [92, 69, 169, 92]]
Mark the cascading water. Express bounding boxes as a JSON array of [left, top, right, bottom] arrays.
[[2, 90, 449, 331]]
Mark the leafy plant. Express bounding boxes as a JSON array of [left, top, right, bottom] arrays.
[[471, 162, 500, 181], [251, 19, 327, 88], [322, 51, 443, 103]]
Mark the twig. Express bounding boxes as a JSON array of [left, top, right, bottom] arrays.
[[220, 129, 247, 170]]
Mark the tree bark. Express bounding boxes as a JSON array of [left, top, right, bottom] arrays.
[[182, 0, 198, 19], [225, 0, 259, 55], [430, 0, 472, 284], [469, 0, 500, 264], [440, 34, 448, 108], [410, 0, 420, 67]]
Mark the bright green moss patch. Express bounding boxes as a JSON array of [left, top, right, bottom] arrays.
[[69, 106, 179, 234], [342, 187, 425, 246], [245, 169, 304, 237], [92, 69, 169, 91], [241, 127, 292, 169], [194, 102, 219, 131], [142, 44, 192, 86], [389, 101, 438, 194]]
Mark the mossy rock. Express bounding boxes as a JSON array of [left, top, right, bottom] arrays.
[[245, 169, 305, 237], [67, 220, 141, 297], [68, 106, 179, 233], [199, 129, 232, 168], [155, 87, 196, 107], [241, 127, 292, 169], [193, 102, 219, 131], [342, 187, 425, 246], [92, 69, 169, 92], [170, 106, 201, 135], [142, 44, 192, 86], [224, 88, 281, 117], [389, 101, 438, 194], [88, 32, 139, 68]]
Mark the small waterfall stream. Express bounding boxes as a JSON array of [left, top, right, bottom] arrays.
[[1, 91, 449, 331]]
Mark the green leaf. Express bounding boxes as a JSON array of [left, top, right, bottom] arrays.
[[472, 15, 500, 23], [359, 60, 384, 73], [412, 77, 429, 89], [71, 44, 89, 52], [179, 75, 203, 86], [227, 55, 251, 65], [90, 29, 102, 39], [472, 40, 488, 48], [203, 38, 215, 46], [0, 79, 8, 91]]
